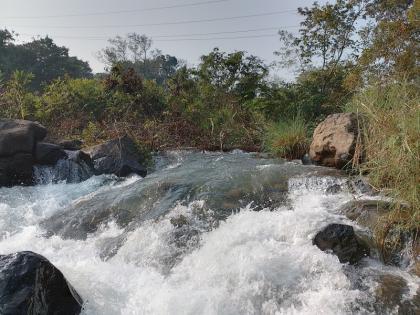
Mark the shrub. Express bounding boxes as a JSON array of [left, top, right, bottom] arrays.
[[264, 116, 309, 159]]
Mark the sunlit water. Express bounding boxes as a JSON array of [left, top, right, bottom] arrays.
[[0, 151, 418, 314]]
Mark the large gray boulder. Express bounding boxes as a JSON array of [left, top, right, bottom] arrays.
[[85, 136, 147, 177], [0, 251, 83, 315], [0, 119, 47, 156], [0, 119, 47, 186], [309, 113, 359, 169]]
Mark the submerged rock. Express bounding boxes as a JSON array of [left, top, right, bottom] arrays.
[[0, 251, 83, 315], [85, 135, 147, 177], [309, 113, 359, 169], [374, 274, 420, 315], [313, 223, 369, 264]]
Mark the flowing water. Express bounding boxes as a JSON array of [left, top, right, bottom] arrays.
[[0, 151, 418, 314]]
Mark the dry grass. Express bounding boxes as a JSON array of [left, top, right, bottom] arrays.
[[346, 81, 419, 262]]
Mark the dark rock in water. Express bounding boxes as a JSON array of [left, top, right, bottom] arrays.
[[35, 142, 68, 165], [325, 183, 342, 194], [85, 135, 147, 177], [0, 119, 47, 186], [0, 251, 83, 315], [313, 224, 369, 264], [58, 139, 83, 151], [0, 153, 34, 186], [170, 215, 189, 228], [0, 119, 47, 156]]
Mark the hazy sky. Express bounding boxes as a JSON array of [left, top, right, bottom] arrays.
[[2, 0, 324, 78]]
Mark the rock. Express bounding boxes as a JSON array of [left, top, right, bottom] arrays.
[[313, 223, 369, 264], [349, 176, 374, 195], [58, 139, 83, 151], [67, 150, 94, 170], [0, 119, 47, 186], [340, 200, 392, 229], [35, 142, 68, 165], [0, 153, 34, 186], [170, 215, 189, 228], [309, 113, 359, 169], [340, 200, 416, 266], [0, 119, 47, 157], [0, 251, 83, 315], [374, 274, 420, 315], [325, 183, 342, 194], [85, 136, 147, 177], [301, 153, 312, 165]]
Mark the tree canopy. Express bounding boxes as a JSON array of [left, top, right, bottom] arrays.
[[0, 29, 92, 90]]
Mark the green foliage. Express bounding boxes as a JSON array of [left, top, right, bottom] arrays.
[[264, 116, 309, 160]]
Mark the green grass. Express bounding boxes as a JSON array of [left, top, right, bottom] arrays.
[[346, 81, 419, 262], [264, 116, 309, 160]]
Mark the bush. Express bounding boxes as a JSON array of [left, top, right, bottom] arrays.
[[264, 116, 309, 159], [39, 77, 105, 123]]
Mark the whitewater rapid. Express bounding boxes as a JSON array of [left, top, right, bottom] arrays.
[[0, 151, 418, 314]]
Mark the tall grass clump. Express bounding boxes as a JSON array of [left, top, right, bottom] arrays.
[[264, 116, 309, 160], [346, 81, 419, 260]]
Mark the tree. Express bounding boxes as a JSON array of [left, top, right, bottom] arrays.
[[127, 33, 152, 65], [357, 0, 419, 81], [0, 30, 92, 91], [197, 48, 268, 103], [99, 33, 179, 85], [276, 0, 418, 86]]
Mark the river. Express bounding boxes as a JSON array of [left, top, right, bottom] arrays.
[[0, 150, 418, 314]]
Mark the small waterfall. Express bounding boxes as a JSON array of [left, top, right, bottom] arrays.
[[34, 153, 94, 184], [288, 174, 349, 194]]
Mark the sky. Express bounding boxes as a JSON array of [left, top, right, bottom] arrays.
[[1, 0, 325, 78]]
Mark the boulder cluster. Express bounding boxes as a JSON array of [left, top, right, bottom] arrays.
[[0, 119, 148, 187]]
